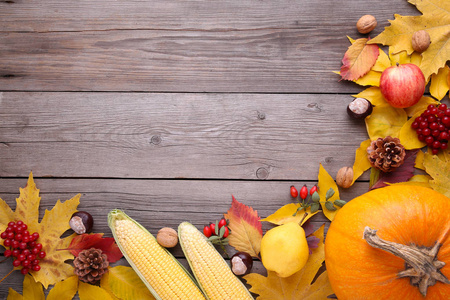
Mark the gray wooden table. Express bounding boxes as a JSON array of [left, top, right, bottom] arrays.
[[0, 0, 418, 297]]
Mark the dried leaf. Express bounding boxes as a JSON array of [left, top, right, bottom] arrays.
[[423, 151, 450, 197], [6, 288, 23, 300], [399, 112, 426, 150], [430, 65, 450, 100], [365, 105, 408, 140], [340, 38, 380, 81], [244, 225, 333, 299], [352, 139, 372, 184], [0, 173, 80, 288], [224, 196, 263, 258], [78, 281, 114, 300], [352, 70, 382, 87], [46, 276, 79, 300], [404, 96, 439, 117], [353, 86, 388, 108], [369, 0, 450, 79], [261, 204, 318, 226], [318, 164, 340, 221], [415, 150, 425, 170], [388, 174, 432, 188], [66, 233, 123, 263], [101, 266, 155, 300], [7, 274, 45, 300], [371, 150, 419, 189]]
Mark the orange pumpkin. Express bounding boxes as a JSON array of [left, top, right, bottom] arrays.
[[325, 185, 450, 299]]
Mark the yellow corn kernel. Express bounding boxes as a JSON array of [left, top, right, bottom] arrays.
[[178, 222, 254, 300], [109, 210, 206, 300]]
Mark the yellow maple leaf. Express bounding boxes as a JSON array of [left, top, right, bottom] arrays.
[[369, 0, 450, 80], [0, 172, 80, 288], [78, 281, 114, 300], [6, 274, 45, 300], [423, 151, 450, 197], [46, 276, 79, 300], [317, 164, 340, 221], [430, 65, 450, 100], [351, 139, 372, 184], [399, 111, 426, 150], [100, 266, 155, 300], [244, 225, 333, 299], [261, 204, 318, 226], [365, 105, 407, 140]]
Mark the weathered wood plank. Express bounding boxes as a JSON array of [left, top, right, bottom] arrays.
[[0, 92, 369, 179], [0, 0, 417, 92], [0, 28, 353, 92], [0, 0, 418, 33]]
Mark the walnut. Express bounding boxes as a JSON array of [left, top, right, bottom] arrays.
[[156, 227, 178, 248], [336, 167, 354, 188], [356, 15, 377, 34], [412, 30, 431, 53]]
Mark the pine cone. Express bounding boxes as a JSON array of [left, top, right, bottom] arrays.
[[74, 248, 109, 283], [367, 137, 406, 172]]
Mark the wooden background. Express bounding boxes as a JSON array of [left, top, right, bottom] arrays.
[[0, 0, 418, 297]]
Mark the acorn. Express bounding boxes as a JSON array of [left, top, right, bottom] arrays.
[[347, 98, 373, 119]]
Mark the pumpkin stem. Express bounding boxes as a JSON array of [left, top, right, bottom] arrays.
[[363, 226, 450, 297]]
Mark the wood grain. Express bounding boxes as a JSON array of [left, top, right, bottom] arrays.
[[0, 92, 369, 179], [0, 0, 418, 92]]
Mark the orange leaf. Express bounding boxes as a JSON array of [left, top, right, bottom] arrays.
[[65, 233, 123, 263], [340, 38, 379, 81], [224, 196, 262, 258]]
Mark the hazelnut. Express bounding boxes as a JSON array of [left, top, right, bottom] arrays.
[[69, 211, 94, 234], [230, 252, 253, 276], [336, 167, 354, 188], [412, 30, 430, 53], [156, 227, 178, 248], [356, 15, 377, 34], [347, 98, 373, 119]]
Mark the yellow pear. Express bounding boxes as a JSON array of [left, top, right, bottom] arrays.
[[260, 222, 309, 277]]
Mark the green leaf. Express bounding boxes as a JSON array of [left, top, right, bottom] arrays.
[[333, 200, 347, 208], [325, 201, 337, 211], [325, 188, 335, 200], [369, 167, 380, 189], [311, 191, 320, 203], [310, 203, 320, 213], [219, 225, 225, 238], [215, 220, 219, 235]]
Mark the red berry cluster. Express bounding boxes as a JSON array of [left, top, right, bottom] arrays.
[[290, 185, 317, 199], [1, 221, 46, 275], [203, 218, 229, 238], [411, 104, 450, 155]]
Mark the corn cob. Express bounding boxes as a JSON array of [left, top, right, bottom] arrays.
[[178, 222, 254, 300], [108, 210, 206, 300]]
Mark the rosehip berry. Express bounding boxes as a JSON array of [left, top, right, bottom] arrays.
[[0, 231, 7, 239], [411, 121, 419, 129], [420, 121, 428, 129], [13, 259, 21, 267], [309, 185, 318, 195], [439, 132, 449, 141], [427, 104, 435, 110], [443, 116, 450, 127], [439, 104, 447, 111], [27, 254, 36, 261], [22, 249, 30, 256], [209, 223, 216, 235], [31, 247, 39, 255], [6, 227, 13, 232], [22, 236, 30, 243], [8, 221, 15, 227], [18, 254, 26, 261], [446, 109, 450, 116], [32, 265, 41, 272], [35, 243, 43, 251], [290, 186, 298, 198], [425, 136, 434, 145], [218, 218, 227, 228], [433, 141, 441, 149], [16, 221, 23, 226], [12, 249, 20, 257], [7, 232, 14, 239], [203, 225, 212, 238], [4, 239, 11, 247], [432, 129, 440, 137], [23, 230, 29, 237], [28, 241, 36, 248], [38, 251, 46, 259], [223, 226, 230, 238], [19, 242, 27, 249], [299, 185, 308, 200], [31, 259, 39, 266], [4, 249, 12, 257], [418, 134, 425, 141], [31, 232, 39, 240], [441, 142, 448, 150]]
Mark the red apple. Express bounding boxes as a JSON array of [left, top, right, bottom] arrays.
[[379, 63, 425, 108]]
